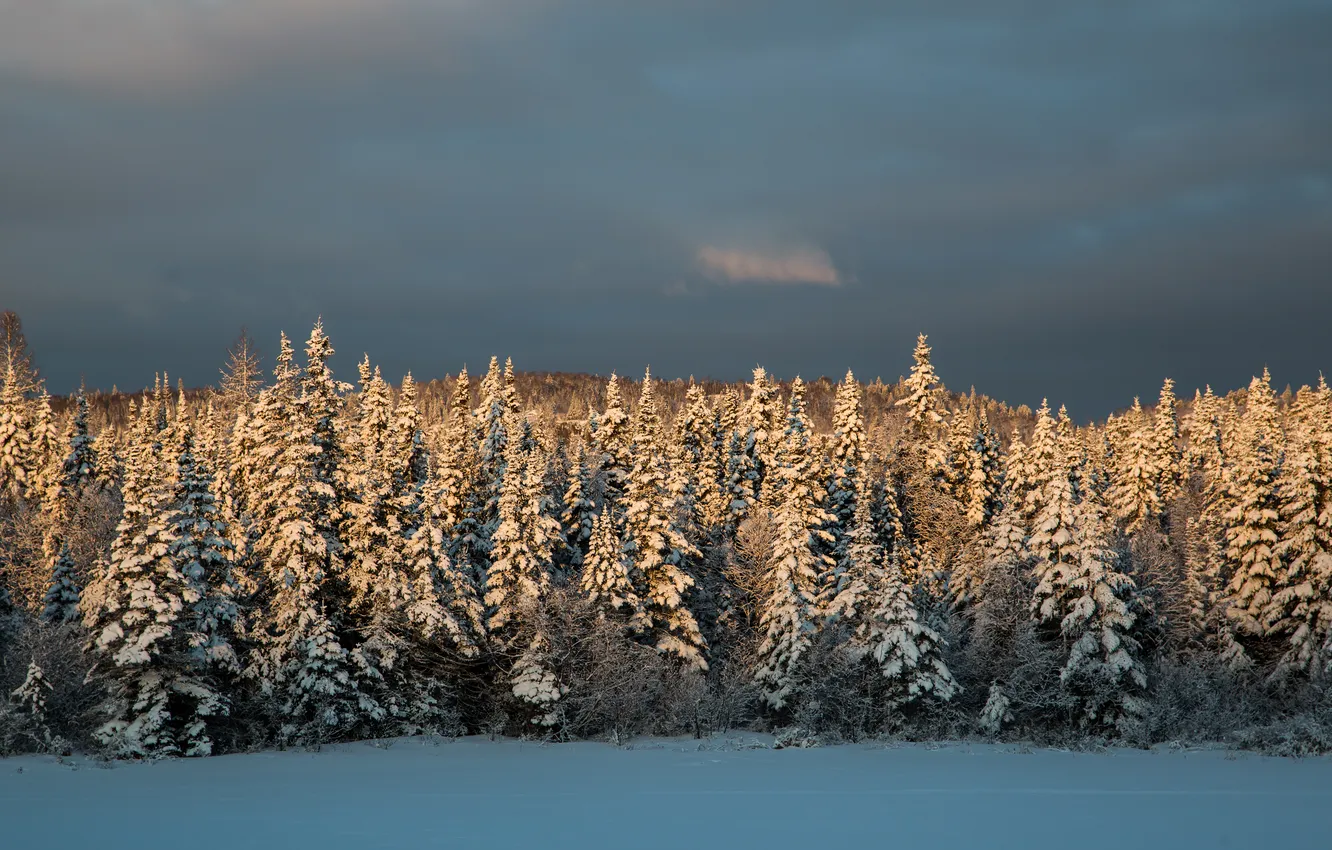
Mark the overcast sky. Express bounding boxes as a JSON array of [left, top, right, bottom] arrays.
[[2, 0, 1329, 417]]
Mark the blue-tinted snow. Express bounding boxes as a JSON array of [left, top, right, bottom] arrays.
[[3, 736, 1329, 849]]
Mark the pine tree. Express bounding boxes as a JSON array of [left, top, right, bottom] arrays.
[[624, 370, 708, 669]]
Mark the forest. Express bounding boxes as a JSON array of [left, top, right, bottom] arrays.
[[1, 310, 1329, 758]]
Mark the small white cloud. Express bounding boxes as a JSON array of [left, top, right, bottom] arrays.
[[697, 245, 839, 286]]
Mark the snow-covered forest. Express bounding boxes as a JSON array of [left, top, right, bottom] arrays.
[[2, 310, 1330, 758]]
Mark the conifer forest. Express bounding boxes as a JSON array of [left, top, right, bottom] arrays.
[[2, 310, 1331, 759]]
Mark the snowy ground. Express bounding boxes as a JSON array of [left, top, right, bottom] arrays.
[[3, 736, 1330, 849]]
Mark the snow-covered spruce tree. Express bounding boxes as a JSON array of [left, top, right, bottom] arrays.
[[969, 495, 1032, 675], [484, 420, 549, 643], [1186, 386, 1225, 489], [80, 395, 167, 627], [826, 465, 877, 629], [1056, 500, 1146, 733], [858, 548, 959, 713], [580, 505, 644, 627], [560, 439, 596, 569], [1272, 378, 1332, 675], [10, 660, 55, 748], [246, 330, 374, 743], [1220, 370, 1287, 661], [1029, 436, 1082, 630], [753, 378, 832, 708], [1107, 397, 1164, 536], [895, 333, 947, 472], [940, 400, 976, 498], [594, 373, 632, 508], [827, 371, 865, 553], [26, 390, 64, 502], [963, 408, 1005, 532], [1020, 400, 1058, 528], [722, 405, 759, 540], [743, 367, 784, 507], [624, 370, 708, 669], [676, 380, 718, 533], [1152, 378, 1183, 506], [697, 403, 733, 533], [341, 357, 397, 615], [86, 428, 237, 757], [0, 357, 34, 504], [40, 542, 82, 625]]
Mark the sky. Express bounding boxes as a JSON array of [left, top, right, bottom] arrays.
[[1, 0, 1329, 418]]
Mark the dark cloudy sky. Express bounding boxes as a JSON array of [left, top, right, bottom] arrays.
[[2, 1, 1329, 418]]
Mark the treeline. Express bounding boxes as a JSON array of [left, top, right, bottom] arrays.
[[1, 313, 1330, 757]]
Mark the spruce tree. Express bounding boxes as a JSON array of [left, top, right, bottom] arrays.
[[484, 423, 548, 641], [41, 542, 82, 625], [0, 358, 31, 502], [1057, 500, 1146, 733], [624, 370, 708, 669], [595, 373, 632, 507], [1108, 397, 1164, 536], [580, 505, 644, 626], [1273, 379, 1332, 673], [753, 379, 831, 706], [1221, 370, 1286, 653], [246, 330, 373, 742], [859, 548, 959, 711], [1153, 378, 1182, 505]]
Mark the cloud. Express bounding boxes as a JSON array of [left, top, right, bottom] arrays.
[[696, 246, 840, 286], [0, 0, 483, 94]]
